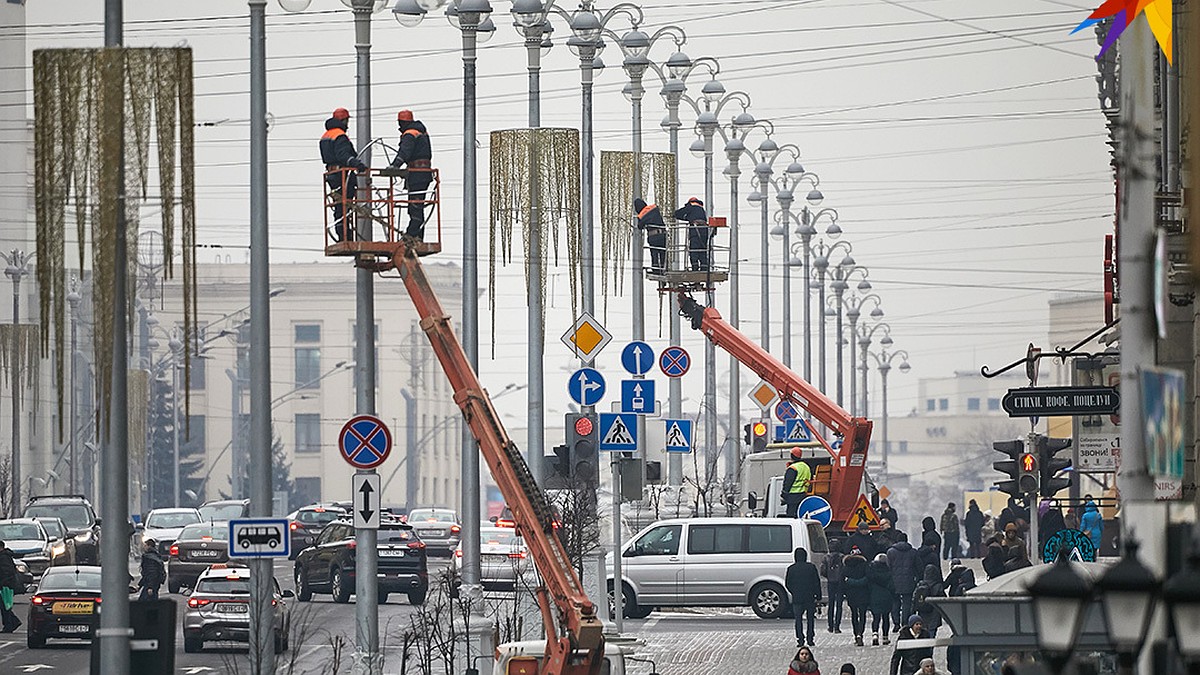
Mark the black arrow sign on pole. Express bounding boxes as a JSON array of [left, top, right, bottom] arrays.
[[358, 478, 374, 523]]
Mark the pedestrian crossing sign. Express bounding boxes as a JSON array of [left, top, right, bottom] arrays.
[[598, 412, 638, 452], [784, 418, 813, 443], [842, 494, 882, 531], [664, 419, 693, 453]]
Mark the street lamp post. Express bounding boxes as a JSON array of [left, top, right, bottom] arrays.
[[66, 277, 82, 495], [856, 319, 890, 418], [826, 259, 867, 409], [808, 239, 850, 395], [865, 345, 908, 478], [1, 249, 34, 517], [841, 290, 881, 417], [748, 145, 804, 360]]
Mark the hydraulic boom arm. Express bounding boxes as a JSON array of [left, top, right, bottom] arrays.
[[394, 243, 604, 675]]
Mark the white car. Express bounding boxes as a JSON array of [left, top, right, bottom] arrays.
[[451, 526, 534, 591], [140, 508, 202, 556]]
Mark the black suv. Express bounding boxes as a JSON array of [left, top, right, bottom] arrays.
[[293, 519, 428, 605], [23, 496, 101, 565]]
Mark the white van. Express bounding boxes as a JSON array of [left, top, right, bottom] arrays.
[[609, 517, 828, 620], [495, 639, 631, 675]]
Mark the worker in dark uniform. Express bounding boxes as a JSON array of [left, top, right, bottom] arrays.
[[782, 447, 813, 518], [390, 109, 434, 240], [674, 197, 711, 270], [320, 107, 367, 242], [634, 197, 667, 273]]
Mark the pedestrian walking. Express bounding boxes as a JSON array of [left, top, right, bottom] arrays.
[[847, 522, 877, 561], [821, 541, 846, 634], [980, 510, 996, 545], [915, 657, 947, 675], [320, 107, 368, 242], [1039, 499, 1066, 553], [1002, 523, 1031, 573], [1080, 496, 1104, 552], [878, 499, 900, 530], [0, 540, 23, 633], [889, 615, 933, 675], [842, 548, 871, 646], [138, 539, 166, 601], [674, 197, 712, 270], [912, 564, 945, 637], [633, 198, 668, 273], [867, 553, 895, 646], [787, 645, 822, 675], [886, 535, 921, 630], [944, 559, 976, 597], [939, 503, 960, 560], [876, 519, 904, 551], [786, 548, 822, 647], [918, 516, 941, 569], [390, 109, 435, 240], [963, 500, 984, 557], [982, 533, 1007, 580], [781, 449, 813, 518]]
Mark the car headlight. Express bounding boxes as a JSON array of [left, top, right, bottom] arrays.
[[15, 561, 28, 574]]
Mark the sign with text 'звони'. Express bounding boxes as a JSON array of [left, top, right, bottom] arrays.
[[1002, 386, 1120, 418]]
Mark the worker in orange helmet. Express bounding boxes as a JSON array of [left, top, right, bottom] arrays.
[[320, 107, 367, 242], [782, 447, 812, 518], [674, 197, 712, 271], [390, 109, 434, 240]]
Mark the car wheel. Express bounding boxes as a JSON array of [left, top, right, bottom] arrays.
[[378, 592, 389, 604], [330, 567, 351, 604], [183, 635, 203, 653], [295, 569, 313, 602], [407, 589, 426, 605], [750, 581, 787, 619], [27, 633, 46, 649]]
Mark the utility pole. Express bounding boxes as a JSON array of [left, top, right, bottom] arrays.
[[99, 0, 131, 671], [2, 249, 32, 517], [67, 277, 81, 495]]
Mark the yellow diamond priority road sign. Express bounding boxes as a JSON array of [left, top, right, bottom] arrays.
[[561, 312, 612, 362], [748, 380, 778, 411]]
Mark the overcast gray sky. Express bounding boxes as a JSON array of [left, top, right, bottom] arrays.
[[20, 0, 1111, 426]]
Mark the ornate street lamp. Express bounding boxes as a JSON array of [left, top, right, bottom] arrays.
[[785, 205, 836, 380], [1028, 555, 1094, 675], [1163, 550, 1200, 672], [1097, 541, 1160, 672]]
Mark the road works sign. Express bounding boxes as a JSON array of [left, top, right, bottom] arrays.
[[842, 495, 881, 531], [561, 313, 612, 362], [1002, 386, 1120, 418]]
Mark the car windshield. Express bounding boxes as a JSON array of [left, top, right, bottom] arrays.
[[39, 570, 102, 593], [36, 520, 64, 538], [480, 529, 519, 546], [0, 523, 45, 541], [297, 509, 342, 525], [146, 511, 201, 529], [409, 510, 455, 523], [196, 577, 250, 595], [199, 503, 246, 522], [178, 523, 228, 541], [24, 505, 92, 530]]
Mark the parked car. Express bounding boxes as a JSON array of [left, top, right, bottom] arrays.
[[198, 499, 251, 523], [287, 506, 346, 559], [294, 518, 428, 605], [183, 563, 292, 654], [406, 508, 461, 555], [25, 565, 119, 648], [22, 495, 101, 565], [33, 517, 76, 567], [140, 507, 202, 556], [167, 522, 230, 593], [0, 519, 60, 576], [451, 526, 533, 592], [609, 517, 828, 619]]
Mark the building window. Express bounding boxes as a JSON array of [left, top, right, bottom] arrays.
[[967, 398, 980, 411], [294, 324, 321, 343], [295, 348, 321, 388], [294, 477, 322, 507], [186, 356, 206, 390], [295, 414, 321, 453], [938, 398, 949, 411], [899, 440, 908, 454], [926, 399, 935, 412], [988, 398, 1001, 411]]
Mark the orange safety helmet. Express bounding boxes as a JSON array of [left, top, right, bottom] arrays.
[[332, 107, 350, 120], [790, 447, 805, 459], [397, 109, 414, 122], [687, 196, 703, 206]]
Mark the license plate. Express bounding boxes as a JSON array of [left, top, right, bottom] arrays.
[[190, 549, 221, 558], [418, 529, 440, 537], [59, 624, 90, 634], [379, 549, 406, 557], [52, 601, 94, 615], [217, 603, 249, 614]]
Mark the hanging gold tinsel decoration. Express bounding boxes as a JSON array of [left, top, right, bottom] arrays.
[[598, 151, 676, 321], [488, 128, 581, 355], [0, 325, 41, 400], [33, 47, 198, 438]]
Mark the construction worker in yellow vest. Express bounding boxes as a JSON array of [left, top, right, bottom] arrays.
[[783, 447, 813, 518]]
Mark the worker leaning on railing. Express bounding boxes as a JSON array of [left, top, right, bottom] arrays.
[[320, 107, 367, 242]]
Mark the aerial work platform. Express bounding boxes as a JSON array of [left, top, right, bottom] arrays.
[[322, 166, 442, 272], [647, 215, 730, 293]]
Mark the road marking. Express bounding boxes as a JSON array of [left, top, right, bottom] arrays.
[[642, 617, 660, 630], [182, 668, 216, 674], [18, 665, 54, 673]]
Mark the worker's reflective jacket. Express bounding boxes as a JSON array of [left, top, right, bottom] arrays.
[[787, 460, 812, 494]]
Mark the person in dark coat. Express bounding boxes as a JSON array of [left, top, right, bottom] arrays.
[[963, 500, 985, 557], [939, 503, 960, 560], [846, 522, 877, 561], [390, 110, 434, 240], [917, 516, 940, 572], [878, 499, 900, 530], [912, 564, 945, 636], [886, 538, 921, 631], [633, 198, 668, 273], [842, 549, 871, 646], [138, 539, 166, 601], [890, 615, 933, 675], [320, 107, 368, 242], [997, 506, 1016, 534], [982, 533, 1007, 580], [673, 197, 712, 270], [0, 540, 22, 633], [875, 519, 904, 551], [821, 542, 846, 634], [786, 548, 822, 647], [838, 665, 857, 675], [945, 560, 976, 597], [1002, 523, 1031, 573], [867, 553, 895, 646], [1038, 499, 1066, 553]]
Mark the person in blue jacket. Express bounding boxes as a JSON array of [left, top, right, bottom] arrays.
[[1080, 496, 1104, 551]]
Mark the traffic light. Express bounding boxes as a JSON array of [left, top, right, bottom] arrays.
[[1018, 451, 1040, 495], [645, 461, 662, 484], [546, 444, 571, 489], [565, 412, 599, 486], [751, 420, 768, 453], [993, 439, 1024, 497], [1038, 436, 1072, 497]]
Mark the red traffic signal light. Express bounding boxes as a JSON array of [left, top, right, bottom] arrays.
[[573, 415, 594, 437], [751, 422, 767, 438], [1021, 453, 1037, 473]]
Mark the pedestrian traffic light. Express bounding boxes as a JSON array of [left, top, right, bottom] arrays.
[[993, 439, 1024, 497], [751, 420, 768, 453], [1038, 436, 1073, 497], [565, 412, 599, 486], [1018, 451, 1040, 495]]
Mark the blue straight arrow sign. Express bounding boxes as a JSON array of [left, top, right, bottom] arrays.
[[621, 379, 656, 414]]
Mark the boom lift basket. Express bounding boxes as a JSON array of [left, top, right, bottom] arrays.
[[322, 166, 442, 270], [647, 216, 730, 293]]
